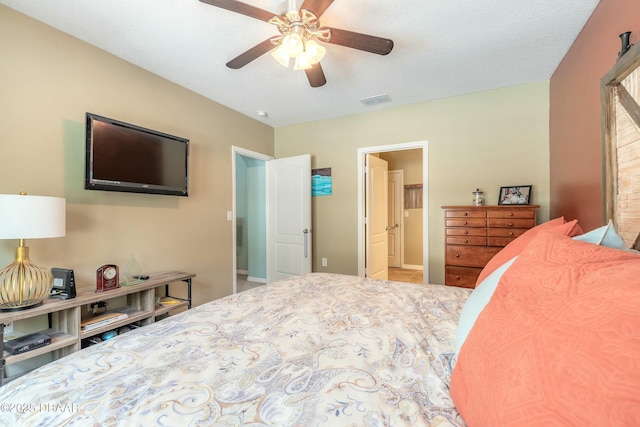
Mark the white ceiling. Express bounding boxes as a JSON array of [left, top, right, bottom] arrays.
[[2, 0, 599, 127]]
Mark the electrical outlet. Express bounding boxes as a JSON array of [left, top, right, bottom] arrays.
[[322, 258, 328, 267]]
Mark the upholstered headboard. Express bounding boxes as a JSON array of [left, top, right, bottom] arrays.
[[601, 41, 640, 249]]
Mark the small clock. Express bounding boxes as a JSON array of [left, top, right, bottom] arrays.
[[96, 264, 119, 292]]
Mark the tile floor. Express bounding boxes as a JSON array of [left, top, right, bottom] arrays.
[[237, 267, 424, 293], [388, 267, 424, 284]]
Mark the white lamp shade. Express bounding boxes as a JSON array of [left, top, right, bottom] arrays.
[[0, 194, 66, 239]]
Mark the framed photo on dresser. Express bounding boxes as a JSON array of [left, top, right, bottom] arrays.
[[498, 185, 532, 205]]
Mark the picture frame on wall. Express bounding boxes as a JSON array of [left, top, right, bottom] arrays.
[[498, 185, 532, 205]]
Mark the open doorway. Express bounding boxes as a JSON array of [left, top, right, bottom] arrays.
[[357, 141, 428, 284], [232, 146, 272, 294], [231, 147, 312, 294]]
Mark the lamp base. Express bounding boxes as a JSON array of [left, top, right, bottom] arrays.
[[0, 244, 53, 311], [0, 300, 43, 312]]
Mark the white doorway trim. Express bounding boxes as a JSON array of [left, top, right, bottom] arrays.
[[357, 140, 429, 283], [231, 146, 273, 294]]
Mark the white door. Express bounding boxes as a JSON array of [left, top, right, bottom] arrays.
[[365, 154, 388, 280], [267, 154, 312, 282], [388, 170, 403, 268]]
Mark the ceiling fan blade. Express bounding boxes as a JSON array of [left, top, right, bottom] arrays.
[[305, 63, 327, 88], [226, 39, 274, 69], [199, 0, 274, 22], [325, 27, 394, 55], [300, 0, 334, 17]]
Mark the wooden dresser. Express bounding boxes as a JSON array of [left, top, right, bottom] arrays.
[[442, 205, 539, 288]]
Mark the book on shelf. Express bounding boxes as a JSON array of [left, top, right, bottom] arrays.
[[81, 312, 128, 331], [159, 297, 182, 307]]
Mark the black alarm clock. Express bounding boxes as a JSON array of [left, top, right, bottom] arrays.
[[50, 268, 77, 299]]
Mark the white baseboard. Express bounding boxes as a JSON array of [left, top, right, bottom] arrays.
[[237, 269, 248, 275], [401, 264, 424, 271], [248, 276, 267, 283]]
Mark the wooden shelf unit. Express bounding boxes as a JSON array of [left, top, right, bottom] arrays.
[[442, 205, 539, 288], [0, 271, 194, 385]]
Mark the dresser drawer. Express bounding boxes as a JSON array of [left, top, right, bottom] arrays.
[[488, 218, 535, 228], [487, 228, 528, 238], [487, 227, 528, 247], [445, 266, 481, 288], [446, 227, 487, 237], [488, 237, 516, 247], [446, 245, 501, 267], [446, 236, 487, 246], [445, 210, 487, 218], [487, 209, 536, 219], [446, 218, 487, 228]]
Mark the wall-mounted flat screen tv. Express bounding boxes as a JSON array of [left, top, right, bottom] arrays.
[[85, 113, 189, 196]]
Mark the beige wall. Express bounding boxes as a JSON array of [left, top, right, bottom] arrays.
[[550, 0, 640, 231], [275, 81, 551, 284], [0, 6, 274, 306]]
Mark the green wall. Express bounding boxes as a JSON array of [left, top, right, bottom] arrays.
[[274, 81, 551, 284]]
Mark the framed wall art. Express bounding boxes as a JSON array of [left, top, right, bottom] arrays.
[[498, 185, 532, 205]]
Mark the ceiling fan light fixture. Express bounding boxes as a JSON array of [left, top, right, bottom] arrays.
[[271, 45, 292, 67], [203, 0, 395, 88], [304, 39, 326, 64], [293, 54, 312, 70], [282, 31, 305, 57]]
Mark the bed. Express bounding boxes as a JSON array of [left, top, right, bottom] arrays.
[[0, 273, 471, 426]]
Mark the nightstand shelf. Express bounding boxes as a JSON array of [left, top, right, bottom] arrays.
[[4, 328, 77, 365], [0, 271, 194, 385]]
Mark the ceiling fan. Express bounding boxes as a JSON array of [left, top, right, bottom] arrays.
[[199, 0, 394, 88]]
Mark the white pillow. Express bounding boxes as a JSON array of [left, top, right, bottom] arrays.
[[454, 257, 517, 358], [573, 220, 629, 250]]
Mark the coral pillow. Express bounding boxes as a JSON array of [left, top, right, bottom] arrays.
[[451, 232, 640, 426], [474, 216, 582, 285]]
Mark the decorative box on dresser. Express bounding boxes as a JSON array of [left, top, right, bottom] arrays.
[[442, 205, 539, 288]]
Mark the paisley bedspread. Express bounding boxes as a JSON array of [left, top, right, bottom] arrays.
[[0, 273, 471, 426]]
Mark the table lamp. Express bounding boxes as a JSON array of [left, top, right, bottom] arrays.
[[0, 193, 66, 311]]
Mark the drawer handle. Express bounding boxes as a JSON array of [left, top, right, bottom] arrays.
[[509, 231, 514, 236], [464, 221, 468, 225], [464, 239, 469, 243], [456, 275, 461, 280], [455, 253, 461, 257], [508, 222, 513, 226], [464, 230, 469, 234], [464, 212, 468, 216], [509, 212, 514, 216]]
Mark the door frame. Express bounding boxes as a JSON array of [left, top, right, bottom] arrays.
[[357, 140, 429, 283], [231, 146, 273, 294]]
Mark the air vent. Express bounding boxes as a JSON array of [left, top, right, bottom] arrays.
[[359, 94, 392, 106]]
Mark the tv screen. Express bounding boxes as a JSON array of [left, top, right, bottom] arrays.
[[85, 113, 189, 196]]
